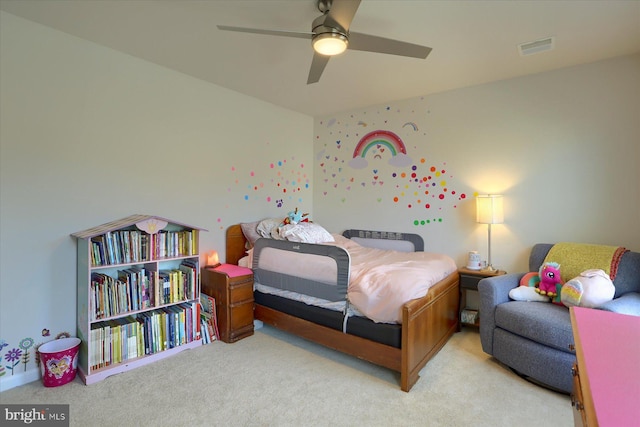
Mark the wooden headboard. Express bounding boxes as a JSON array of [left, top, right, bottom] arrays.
[[226, 224, 248, 266]]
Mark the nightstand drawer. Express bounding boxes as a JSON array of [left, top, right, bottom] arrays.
[[229, 280, 254, 303], [229, 302, 254, 330], [460, 274, 481, 290]]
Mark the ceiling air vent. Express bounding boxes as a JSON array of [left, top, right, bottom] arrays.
[[518, 36, 555, 56]]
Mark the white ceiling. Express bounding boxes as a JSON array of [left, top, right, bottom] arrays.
[[2, 0, 639, 117]]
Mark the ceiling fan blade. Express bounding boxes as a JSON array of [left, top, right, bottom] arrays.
[[324, 0, 362, 31], [217, 25, 313, 40], [307, 53, 331, 84], [348, 32, 432, 59]]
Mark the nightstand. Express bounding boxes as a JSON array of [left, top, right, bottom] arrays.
[[458, 267, 506, 328], [201, 264, 254, 343]]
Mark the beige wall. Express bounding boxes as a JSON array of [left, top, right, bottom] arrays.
[[314, 53, 640, 271], [0, 12, 313, 389]]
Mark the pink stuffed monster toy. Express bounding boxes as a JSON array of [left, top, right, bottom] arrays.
[[535, 262, 563, 298]]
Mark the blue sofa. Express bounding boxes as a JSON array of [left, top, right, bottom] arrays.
[[478, 243, 640, 393]]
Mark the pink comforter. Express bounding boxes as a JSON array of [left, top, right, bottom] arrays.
[[329, 235, 457, 324]]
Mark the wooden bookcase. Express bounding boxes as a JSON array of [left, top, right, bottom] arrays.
[[71, 215, 207, 384]]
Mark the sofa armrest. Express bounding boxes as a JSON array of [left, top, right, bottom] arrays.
[[478, 273, 525, 355], [597, 292, 640, 316]]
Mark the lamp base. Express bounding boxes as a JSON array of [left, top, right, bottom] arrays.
[[481, 265, 498, 273]]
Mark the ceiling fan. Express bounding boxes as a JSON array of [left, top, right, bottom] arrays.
[[218, 0, 432, 84]]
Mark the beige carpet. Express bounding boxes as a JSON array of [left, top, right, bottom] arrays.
[[0, 326, 572, 426]]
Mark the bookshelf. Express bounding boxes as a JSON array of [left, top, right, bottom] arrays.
[[71, 215, 207, 385]]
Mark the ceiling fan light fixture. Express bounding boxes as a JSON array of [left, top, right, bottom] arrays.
[[313, 32, 348, 56]]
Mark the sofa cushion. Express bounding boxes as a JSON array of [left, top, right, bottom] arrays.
[[495, 301, 574, 353], [598, 292, 640, 315], [613, 251, 640, 297]]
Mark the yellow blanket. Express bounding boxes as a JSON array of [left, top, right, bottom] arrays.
[[543, 242, 627, 282]]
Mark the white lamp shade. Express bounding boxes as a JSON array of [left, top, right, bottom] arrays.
[[476, 195, 504, 224]]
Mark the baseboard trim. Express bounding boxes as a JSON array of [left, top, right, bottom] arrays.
[[0, 368, 40, 392]]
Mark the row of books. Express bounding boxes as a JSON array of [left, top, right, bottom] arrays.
[[200, 293, 219, 344], [89, 261, 197, 321], [90, 229, 198, 266], [89, 302, 200, 371]]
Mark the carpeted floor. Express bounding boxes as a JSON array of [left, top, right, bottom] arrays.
[[0, 325, 572, 426]]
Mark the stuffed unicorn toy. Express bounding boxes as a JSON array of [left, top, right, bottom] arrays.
[[561, 269, 615, 308], [281, 207, 309, 226], [535, 262, 563, 298]]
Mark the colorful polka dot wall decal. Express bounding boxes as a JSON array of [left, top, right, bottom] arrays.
[[230, 155, 311, 210], [413, 218, 443, 226], [315, 100, 469, 225], [389, 160, 468, 211]]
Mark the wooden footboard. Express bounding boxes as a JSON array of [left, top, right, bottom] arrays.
[[255, 270, 459, 392], [401, 270, 459, 391]]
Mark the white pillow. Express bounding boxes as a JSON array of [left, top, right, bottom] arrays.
[[256, 218, 282, 238], [278, 223, 334, 244], [240, 221, 261, 247], [270, 225, 285, 240]]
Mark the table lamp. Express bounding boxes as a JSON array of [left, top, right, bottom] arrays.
[[476, 194, 504, 272]]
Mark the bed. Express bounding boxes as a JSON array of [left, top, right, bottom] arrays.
[[225, 223, 460, 392]]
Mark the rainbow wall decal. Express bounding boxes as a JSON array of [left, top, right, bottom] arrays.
[[349, 130, 412, 169], [353, 130, 406, 157]]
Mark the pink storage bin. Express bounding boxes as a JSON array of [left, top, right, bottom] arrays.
[[38, 337, 81, 387]]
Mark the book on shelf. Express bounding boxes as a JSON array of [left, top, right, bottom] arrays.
[[179, 260, 198, 300], [200, 318, 210, 344], [210, 299, 219, 341], [200, 311, 215, 344], [199, 293, 219, 341], [194, 299, 201, 342]]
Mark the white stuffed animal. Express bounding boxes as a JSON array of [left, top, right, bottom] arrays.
[[561, 269, 615, 308], [509, 286, 550, 302]]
